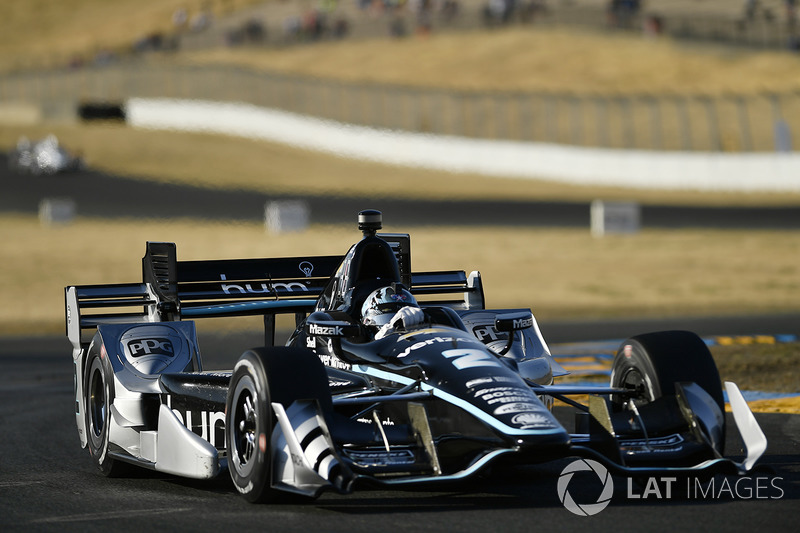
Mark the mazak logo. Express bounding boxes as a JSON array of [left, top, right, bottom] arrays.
[[513, 317, 533, 329], [557, 459, 614, 516], [127, 338, 174, 357], [309, 323, 344, 336]]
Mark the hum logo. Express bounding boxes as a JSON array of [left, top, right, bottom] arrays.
[[219, 274, 308, 294], [127, 338, 174, 357]]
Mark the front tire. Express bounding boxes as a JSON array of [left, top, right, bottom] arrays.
[[610, 330, 724, 412], [226, 347, 331, 503], [84, 345, 125, 476]]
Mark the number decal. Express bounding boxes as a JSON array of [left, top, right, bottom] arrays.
[[442, 349, 501, 370]]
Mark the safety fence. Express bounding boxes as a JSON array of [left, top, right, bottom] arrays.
[[3, 63, 797, 153]]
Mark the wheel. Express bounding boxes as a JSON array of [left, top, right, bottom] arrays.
[[611, 330, 726, 457], [226, 347, 331, 503], [84, 344, 126, 476], [610, 330, 724, 412]]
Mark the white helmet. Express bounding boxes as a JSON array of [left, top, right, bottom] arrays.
[[361, 285, 418, 328]]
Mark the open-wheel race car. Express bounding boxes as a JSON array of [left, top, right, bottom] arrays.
[[65, 210, 767, 502]]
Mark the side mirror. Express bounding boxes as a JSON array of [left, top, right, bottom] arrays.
[[494, 312, 533, 355], [495, 312, 533, 332]]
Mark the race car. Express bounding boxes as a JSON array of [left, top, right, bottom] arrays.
[[65, 210, 767, 502], [9, 135, 84, 175]]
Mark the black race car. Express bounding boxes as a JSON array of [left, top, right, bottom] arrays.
[[65, 210, 766, 502]]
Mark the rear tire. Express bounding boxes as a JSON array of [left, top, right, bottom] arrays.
[[226, 347, 331, 503]]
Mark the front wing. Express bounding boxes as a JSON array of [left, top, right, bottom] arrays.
[[269, 380, 767, 497]]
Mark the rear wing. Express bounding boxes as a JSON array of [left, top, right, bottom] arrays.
[[66, 236, 485, 350], [67, 242, 342, 350]]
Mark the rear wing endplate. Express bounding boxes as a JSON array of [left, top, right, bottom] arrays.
[[380, 233, 484, 311]]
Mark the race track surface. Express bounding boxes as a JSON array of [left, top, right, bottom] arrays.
[[2, 156, 799, 530], [2, 319, 799, 532], [3, 153, 800, 228]]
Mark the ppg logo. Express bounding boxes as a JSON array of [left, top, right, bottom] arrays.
[[472, 326, 500, 343], [127, 338, 175, 357]]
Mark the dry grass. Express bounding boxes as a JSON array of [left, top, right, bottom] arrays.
[[177, 28, 800, 96], [712, 342, 800, 395], [3, 214, 799, 334], [4, 0, 800, 97], [3, 122, 800, 207], [0, 0, 260, 71]]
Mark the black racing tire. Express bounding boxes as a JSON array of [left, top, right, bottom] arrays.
[[610, 330, 724, 413], [226, 346, 331, 503], [84, 344, 126, 477]]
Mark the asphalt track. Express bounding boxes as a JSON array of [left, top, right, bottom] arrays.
[[3, 153, 800, 228], [3, 159, 799, 530], [1, 326, 799, 532]]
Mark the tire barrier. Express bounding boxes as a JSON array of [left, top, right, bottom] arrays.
[[77, 102, 126, 122]]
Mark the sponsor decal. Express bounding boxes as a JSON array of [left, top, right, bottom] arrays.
[[219, 274, 308, 295], [510, 412, 552, 429], [396, 336, 456, 358], [290, 452, 304, 467], [318, 353, 351, 371], [466, 377, 494, 389], [344, 449, 415, 466], [619, 434, 684, 448], [356, 415, 395, 426], [166, 396, 225, 448], [306, 336, 316, 349], [441, 348, 502, 370], [299, 261, 314, 277], [474, 386, 536, 405], [308, 323, 344, 336], [493, 402, 539, 415], [127, 338, 174, 357], [472, 325, 502, 343], [513, 316, 533, 330]]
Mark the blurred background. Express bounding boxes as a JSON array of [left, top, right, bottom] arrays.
[[1, 0, 799, 336]]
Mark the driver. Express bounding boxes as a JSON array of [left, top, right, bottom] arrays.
[[361, 285, 425, 340]]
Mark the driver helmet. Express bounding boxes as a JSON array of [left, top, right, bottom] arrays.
[[361, 285, 418, 328]]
